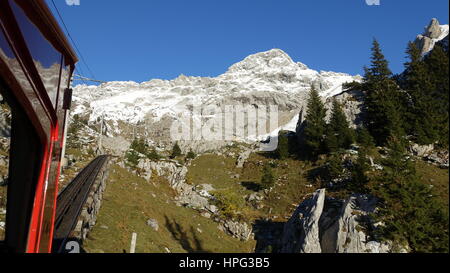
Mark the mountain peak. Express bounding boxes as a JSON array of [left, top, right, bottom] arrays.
[[227, 48, 297, 73], [424, 18, 443, 39], [415, 18, 449, 55]]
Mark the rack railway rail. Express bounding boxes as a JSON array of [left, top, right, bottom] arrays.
[[53, 155, 109, 253]]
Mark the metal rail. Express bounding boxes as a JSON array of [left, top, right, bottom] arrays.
[[53, 155, 109, 253]]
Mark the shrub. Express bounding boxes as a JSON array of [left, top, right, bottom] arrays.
[[186, 149, 196, 160], [260, 165, 275, 190], [130, 138, 148, 155], [147, 148, 161, 160], [212, 189, 244, 219], [325, 153, 344, 181], [170, 142, 182, 158], [125, 150, 140, 168], [276, 133, 289, 159]]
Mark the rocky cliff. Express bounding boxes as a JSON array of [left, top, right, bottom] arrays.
[[280, 189, 405, 253]]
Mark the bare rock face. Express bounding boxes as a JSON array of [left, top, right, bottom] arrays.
[[321, 195, 390, 253], [218, 220, 253, 241], [425, 18, 442, 39], [409, 143, 435, 158], [414, 18, 449, 55], [236, 148, 253, 168], [147, 219, 159, 231], [101, 136, 131, 157], [296, 89, 365, 144], [137, 159, 188, 189], [325, 89, 366, 128], [280, 189, 404, 253], [280, 189, 326, 253]]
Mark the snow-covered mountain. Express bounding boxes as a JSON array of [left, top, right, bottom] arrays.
[[72, 49, 360, 150]]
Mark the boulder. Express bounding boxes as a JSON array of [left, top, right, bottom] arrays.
[[279, 190, 404, 253], [320, 195, 390, 253], [409, 143, 434, 157], [280, 189, 325, 253], [219, 220, 252, 241], [147, 219, 159, 231], [425, 18, 442, 39], [236, 149, 252, 168]]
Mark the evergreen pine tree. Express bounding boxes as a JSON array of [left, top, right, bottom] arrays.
[[424, 44, 449, 147], [363, 39, 406, 145], [260, 165, 275, 190], [372, 136, 449, 252], [186, 149, 196, 160], [170, 142, 182, 158], [356, 126, 375, 148], [303, 86, 327, 158], [403, 42, 438, 145], [276, 132, 289, 159], [326, 99, 354, 152], [348, 147, 370, 193], [130, 138, 148, 155], [326, 153, 344, 182], [147, 148, 161, 160]]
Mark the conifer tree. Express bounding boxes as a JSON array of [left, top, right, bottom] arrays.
[[147, 148, 161, 160], [326, 153, 344, 182], [170, 142, 182, 158], [186, 149, 196, 160], [363, 39, 405, 145], [424, 44, 449, 147], [303, 86, 327, 158], [326, 99, 354, 152], [348, 147, 370, 193], [372, 136, 449, 252], [403, 42, 438, 145], [260, 165, 275, 190], [356, 126, 375, 148], [276, 132, 289, 159]]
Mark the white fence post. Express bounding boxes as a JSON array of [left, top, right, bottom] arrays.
[[130, 233, 137, 253]]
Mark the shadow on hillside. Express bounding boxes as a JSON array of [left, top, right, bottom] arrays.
[[306, 165, 327, 187], [252, 219, 285, 253], [164, 215, 210, 253], [241, 181, 262, 192]]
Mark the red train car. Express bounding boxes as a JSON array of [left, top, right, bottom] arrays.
[[0, 0, 77, 253]]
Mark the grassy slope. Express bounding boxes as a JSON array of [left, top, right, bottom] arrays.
[[78, 148, 449, 253], [83, 164, 255, 253], [415, 160, 449, 207], [186, 152, 320, 222]]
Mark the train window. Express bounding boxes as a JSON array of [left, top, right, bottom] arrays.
[[0, 92, 11, 242], [9, 0, 62, 108], [0, 29, 13, 243]]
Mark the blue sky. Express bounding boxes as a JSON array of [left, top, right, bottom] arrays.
[[47, 0, 449, 83]]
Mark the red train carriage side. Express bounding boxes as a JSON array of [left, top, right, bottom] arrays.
[[0, 0, 78, 253]]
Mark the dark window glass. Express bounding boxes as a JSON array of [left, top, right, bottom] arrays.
[[0, 29, 13, 242], [9, 0, 62, 108], [0, 91, 11, 242]]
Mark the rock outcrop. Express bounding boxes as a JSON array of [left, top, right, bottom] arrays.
[[218, 220, 253, 241], [414, 18, 449, 55], [408, 142, 449, 169], [137, 159, 188, 189], [280, 189, 403, 253], [236, 148, 253, 168], [280, 189, 325, 253], [320, 195, 391, 253]]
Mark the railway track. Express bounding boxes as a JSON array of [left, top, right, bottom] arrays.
[[53, 155, 109, 253]]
